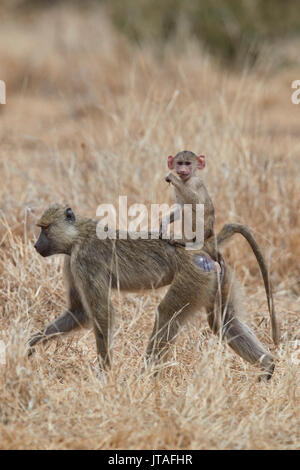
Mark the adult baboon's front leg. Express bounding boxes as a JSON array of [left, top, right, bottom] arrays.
[[92, 299, 115, 370], [93, 304, 113, 369], [28, 310, 89, 349], [77, 275, 115, 370], [28, 257, 89, 352]]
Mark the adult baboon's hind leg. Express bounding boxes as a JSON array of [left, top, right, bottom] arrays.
[[207, 292, 275, 380], [224, 306, 275, 380], [145, 275, 202, 367], [28, 257, 90, 353]]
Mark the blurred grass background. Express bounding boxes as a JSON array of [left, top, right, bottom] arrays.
[[0, 0, 299, 450], [2, 0, 300, 66]]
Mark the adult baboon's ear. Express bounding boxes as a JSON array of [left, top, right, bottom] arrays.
[[65, 207, 76, 223]]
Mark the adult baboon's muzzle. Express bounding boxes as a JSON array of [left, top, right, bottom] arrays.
[[34, 242, 47, 257], [34, 236, 51, 257]]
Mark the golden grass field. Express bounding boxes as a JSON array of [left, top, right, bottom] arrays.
[[0, 5, 299, 449]]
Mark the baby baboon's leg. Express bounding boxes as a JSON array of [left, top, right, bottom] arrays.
[[205, 257, 224, 335], [29, 257, 89, 351]]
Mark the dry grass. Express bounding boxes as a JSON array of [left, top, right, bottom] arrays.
[[0, 6, 299, 449]]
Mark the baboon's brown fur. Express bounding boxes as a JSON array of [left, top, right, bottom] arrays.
[[31, 204, 276, 379]]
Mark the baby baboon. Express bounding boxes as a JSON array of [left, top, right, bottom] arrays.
[[158, 150, 279, 346], [31, 204, 276, 379], [159, 150, 215, 245]]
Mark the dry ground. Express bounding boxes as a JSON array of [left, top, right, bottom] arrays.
[[0, 6, 299, 449]]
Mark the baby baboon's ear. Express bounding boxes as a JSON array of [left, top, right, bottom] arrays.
[[65, 207, 76, 223]]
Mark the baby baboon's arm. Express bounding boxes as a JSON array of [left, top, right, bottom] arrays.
[[166, 172, 200, 204]]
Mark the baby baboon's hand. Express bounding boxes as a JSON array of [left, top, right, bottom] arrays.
[[165, 172, 173, 183]]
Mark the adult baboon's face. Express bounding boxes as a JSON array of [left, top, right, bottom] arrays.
[[34, 205, 77, 257]]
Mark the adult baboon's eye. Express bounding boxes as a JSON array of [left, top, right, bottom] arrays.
[[65, 207, 76, 222], [43, 225, 50, 233]]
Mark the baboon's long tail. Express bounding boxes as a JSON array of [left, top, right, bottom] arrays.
[[213, 223, 280, 346]]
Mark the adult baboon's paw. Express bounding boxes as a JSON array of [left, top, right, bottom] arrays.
[[258, 363, 275, 382]]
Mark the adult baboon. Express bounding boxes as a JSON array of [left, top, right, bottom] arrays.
[[30, 204, 276, 379]]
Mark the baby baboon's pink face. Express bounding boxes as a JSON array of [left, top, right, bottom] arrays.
[[175, 160, 194, 181], [167, 152, 206, 182]]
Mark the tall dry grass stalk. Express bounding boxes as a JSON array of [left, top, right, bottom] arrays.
[[0, 5, 299, 449]]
